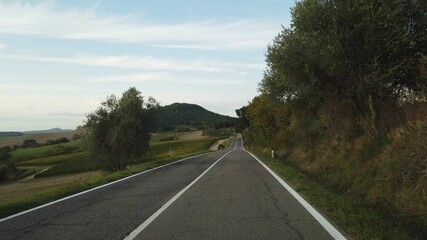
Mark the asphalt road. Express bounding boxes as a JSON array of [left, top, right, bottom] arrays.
[[133, 139, 335, 240], [0, 142, 236, 240], [0, 138, 343, 240]]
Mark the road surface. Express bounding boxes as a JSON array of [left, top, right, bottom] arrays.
[[0, 138, 345, 240]]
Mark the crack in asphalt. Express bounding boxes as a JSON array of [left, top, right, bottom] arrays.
[[263, 179, 305, 240]]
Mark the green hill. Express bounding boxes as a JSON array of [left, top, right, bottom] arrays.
[[158, 103, 237, 130]]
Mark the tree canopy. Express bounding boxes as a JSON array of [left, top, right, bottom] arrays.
[[259, 0, 426, 138], [85, 87, 159, 171]]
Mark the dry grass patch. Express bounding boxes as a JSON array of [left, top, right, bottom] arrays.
[[177, 130, 207, 140], [0, 129, 83, 148], [0, 171, 101, 202]]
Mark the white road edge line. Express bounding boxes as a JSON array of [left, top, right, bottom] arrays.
[[0, 141, 233, 223], [124, 148, 235, 240], [244, 148, 347, 240]]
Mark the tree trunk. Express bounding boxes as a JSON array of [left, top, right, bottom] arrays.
[[352, 92, 379, 139]]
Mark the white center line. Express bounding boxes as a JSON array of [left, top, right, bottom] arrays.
[[123, 147, 235, 240]]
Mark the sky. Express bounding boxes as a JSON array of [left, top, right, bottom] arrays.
[[0, 0, 294, 131]]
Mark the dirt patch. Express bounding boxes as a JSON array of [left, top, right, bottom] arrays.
[[177, 130, 207, 140], [0, 171, 102, 202], [20, 167, 52, 182], [209, 138, 228, 151]]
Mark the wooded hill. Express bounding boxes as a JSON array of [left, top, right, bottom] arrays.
[[158, 103, 237, 131]]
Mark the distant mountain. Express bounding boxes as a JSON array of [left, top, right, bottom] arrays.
[[158, 103, 237, 130], [22, 128, 73, 134]]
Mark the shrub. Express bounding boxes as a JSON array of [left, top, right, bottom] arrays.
[[21, 139, 38, 148]]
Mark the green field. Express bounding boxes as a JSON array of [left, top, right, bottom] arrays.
[[34, 138, 219, 178], [11, 140, 83, 161], [10, 137, 220, 179], [16, 151, 89, 166]]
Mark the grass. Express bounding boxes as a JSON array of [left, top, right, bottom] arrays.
[[0, 137, 224, 218], [223, 137, 233, 148], [34, 137, 219, 178], [249, 148, 422, 240], [11, 140, 83, 161], [16, 151, 89, 166], [144, 137, 219, 160], [34, 152, 95, 178]]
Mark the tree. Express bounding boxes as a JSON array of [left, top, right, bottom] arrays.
[[85, 87, 159, 171], [0, 146, 15, 181], [235, 106, 249, 133], [260, 0, 427, 138], [0, 146, 11, 162], [21, 139, 38, 148]]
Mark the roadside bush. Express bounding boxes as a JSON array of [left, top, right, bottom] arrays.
[[21, 139, 38, 148], [0, 162, 17, 182], [0, 164, 8, 181], [372, 123, 427, 215], [46, 137, 70, 145], [159, 136, 176, 142], [0, 147, 11, 162], [72, 134, 82, 141], [0, 146, 15, 181]]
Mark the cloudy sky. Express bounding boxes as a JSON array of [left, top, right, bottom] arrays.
[[0, 0, 293, 131]]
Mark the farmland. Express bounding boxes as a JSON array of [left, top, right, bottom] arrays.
[[0, 130, 82, 148]]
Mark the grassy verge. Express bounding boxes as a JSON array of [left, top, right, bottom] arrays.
[[248, 148, 421, 240], [223, 137, 233, 149], [144, 137, 219, 160], [0, 138, 221, 218]]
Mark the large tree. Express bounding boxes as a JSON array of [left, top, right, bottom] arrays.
[[85, 87, 159, 171], [260, 0, 427, 138]]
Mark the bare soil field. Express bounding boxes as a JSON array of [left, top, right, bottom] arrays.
[[0, 171, 102, 202], [177, 130, 207, 140], [0, 130, 82, 147]]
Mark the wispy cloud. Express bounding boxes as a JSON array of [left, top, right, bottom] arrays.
[[46, 111, 86, 117], [0, 83, 110, 93], [0, 1, 280, 50], [91, 72, 172, 83], [91, 72, 247, 86], [0, 52, 264, 72]]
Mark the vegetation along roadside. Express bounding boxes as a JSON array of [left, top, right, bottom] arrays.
[[248, 148, 424, 240], [236, 1, 426, 239]]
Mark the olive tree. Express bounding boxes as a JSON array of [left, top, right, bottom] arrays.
[[260, 0, 427, 138], [85, 87, 159, 171]]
